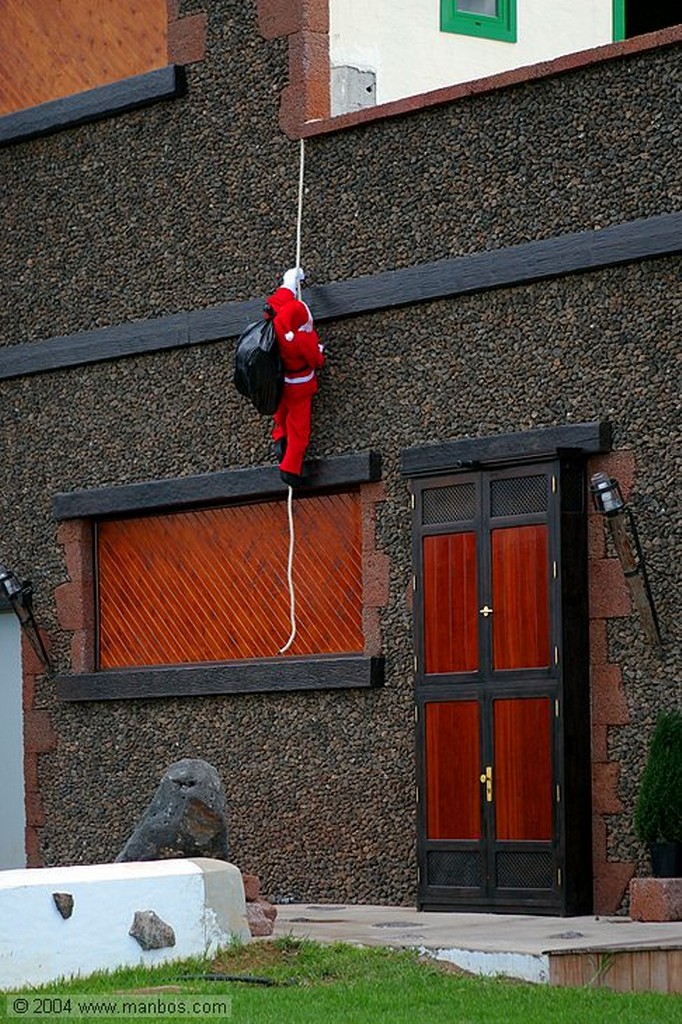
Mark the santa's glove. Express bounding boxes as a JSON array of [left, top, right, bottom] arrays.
[[282, 267, 305, 294]]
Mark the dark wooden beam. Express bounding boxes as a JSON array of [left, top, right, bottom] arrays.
[[1, 213, 679, 381], [52, 450, 382, 520], [401, 421, 611, 477], [55, 655, 385, 701], [0, 65, 186, 147], [307, 213, 681, 322]]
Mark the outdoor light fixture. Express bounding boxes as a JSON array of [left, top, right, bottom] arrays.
[[589, 474, 662, 647], [590, 471, 625, 517], [0, 562, 52, 671]]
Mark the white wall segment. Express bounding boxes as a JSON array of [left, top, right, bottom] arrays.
[[0, 858, 249, 989], [330, 0, 614, 108]]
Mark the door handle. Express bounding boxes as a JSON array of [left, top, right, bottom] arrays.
[[479, 765, 493, 802], [479, 605, 493, 617]]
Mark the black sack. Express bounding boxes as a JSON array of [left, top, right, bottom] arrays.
[[233, 309, 283, 416]]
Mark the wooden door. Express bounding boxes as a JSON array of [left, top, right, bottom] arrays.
[[414, 464, 570, 912]]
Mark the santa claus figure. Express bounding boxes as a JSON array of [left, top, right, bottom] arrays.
[[267, 267, 325, 487]]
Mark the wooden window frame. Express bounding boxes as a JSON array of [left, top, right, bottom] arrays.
[[440, 0, 517, 44], [54, 453, 386, 701]]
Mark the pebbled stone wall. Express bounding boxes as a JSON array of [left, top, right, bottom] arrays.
[[0, 1, 679, 909]]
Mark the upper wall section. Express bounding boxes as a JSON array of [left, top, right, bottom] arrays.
[[0, 0, 168, 115], [261, 0, 682, 135], [0, 1, 680, 351], [330, 0, 614, 107]]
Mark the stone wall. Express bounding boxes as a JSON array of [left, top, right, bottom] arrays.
[[0, 0, 679, 909]]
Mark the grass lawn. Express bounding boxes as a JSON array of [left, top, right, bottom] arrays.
[[1, 937, 679, 1023]]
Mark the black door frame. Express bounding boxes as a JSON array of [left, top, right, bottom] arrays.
[[402, 423, 608, 915]]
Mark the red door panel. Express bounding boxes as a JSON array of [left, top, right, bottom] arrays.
[[423, 533, 478, 674], [491, 524, 550, 670], [425, 701, 481, 840], [494, 697, 553, 841]]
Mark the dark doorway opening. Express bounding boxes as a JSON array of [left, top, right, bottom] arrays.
[[626, 1, 680, 37]]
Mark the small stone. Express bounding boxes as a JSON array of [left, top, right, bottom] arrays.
[[53, 892, 74, 919], [259, 898, 277, 922], [247, 902, 275, 937], [129, 910, 176, 950]]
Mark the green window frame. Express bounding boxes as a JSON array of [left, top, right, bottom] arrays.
[[440, 0, 517, 43], [612, 0, 626, 40]]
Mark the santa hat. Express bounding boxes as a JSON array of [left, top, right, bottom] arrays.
[[277, 297, 314, 341]]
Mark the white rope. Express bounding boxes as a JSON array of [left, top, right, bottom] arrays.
[[279, 137, 306, 655], [278, 484, 297, 654]]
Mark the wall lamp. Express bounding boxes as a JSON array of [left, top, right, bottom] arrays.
[[0, 563, 52, 671], [590, 472, 662, 647]]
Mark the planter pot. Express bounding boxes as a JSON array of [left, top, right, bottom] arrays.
[[650, 841, 682, 878]]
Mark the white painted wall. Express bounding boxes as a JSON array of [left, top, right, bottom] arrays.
[[0, 612, 26, 870], [0, 858, 250, 989], [330, 0, 614, 107]]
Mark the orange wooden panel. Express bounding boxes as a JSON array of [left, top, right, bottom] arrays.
[[97, 492, 363, 668], [425, 701, 481, 840], [491, 524, 550, 670], [0, 0, 168, 115], [423, 533, 478, 674], [494, 697, 553, 841]]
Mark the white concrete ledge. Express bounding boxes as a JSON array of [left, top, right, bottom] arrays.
[[0, 858, 249, 990]]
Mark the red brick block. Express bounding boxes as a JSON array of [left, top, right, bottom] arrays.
[[592, 815, 607, 863], [630, 877, 682, 922], [55, 581, 86, 631], [362, 606, 381, 657], [591, 724, 608, 761], [591, 663, 629, 726], [24, 709, 57, 755], [241, 873, 261, 902], [364, 551, 390, 608], [71, 629, 95, 674], [592, 762, 624, 815], [23, 754, 39, 792], [168, 12, 207, 65], [25, 825, 43, 867], [589, 618, 608, 666], [588, 512, 607, 559], [258, 0, 328, 40], [57, 519, 93, 584], [21, 630, 51, 679], [593, 861, 635, 916], [589, 559, 632, 619], [25, 789, 45, 828]]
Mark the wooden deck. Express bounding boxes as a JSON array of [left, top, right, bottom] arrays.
[[549, 943, 682, 993]]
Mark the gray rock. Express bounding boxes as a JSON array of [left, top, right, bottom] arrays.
[[116, 759, 229, 863], [52, 892, 73, 919], [129, 910, 176, 951]]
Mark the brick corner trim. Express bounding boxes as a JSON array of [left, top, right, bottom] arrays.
[[257, 0, 330, 136], [167, 5, 208, 67]]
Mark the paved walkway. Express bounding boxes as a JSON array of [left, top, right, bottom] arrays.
[[273, 903, 682, 983]]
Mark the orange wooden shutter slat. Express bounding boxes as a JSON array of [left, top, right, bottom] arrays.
[[98, 492, 363, 667]]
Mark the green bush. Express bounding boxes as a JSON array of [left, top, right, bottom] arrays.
[[633, 710, 682, 843]]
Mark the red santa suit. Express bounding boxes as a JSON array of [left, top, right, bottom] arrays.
[[267, 269, 324, 486]]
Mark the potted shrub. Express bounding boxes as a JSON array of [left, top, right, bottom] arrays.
[[633, 710, 682, 877]]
